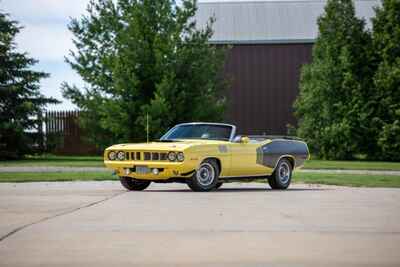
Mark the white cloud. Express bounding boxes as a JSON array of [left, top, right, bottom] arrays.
[[1, 0, 90, 23], [15, 23, 74, 62], [3, 0, 89, 62]]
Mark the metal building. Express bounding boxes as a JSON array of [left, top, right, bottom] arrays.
[[195, 0, 378, 135]]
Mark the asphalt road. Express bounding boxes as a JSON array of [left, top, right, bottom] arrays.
[[0, 181, 399, 267]]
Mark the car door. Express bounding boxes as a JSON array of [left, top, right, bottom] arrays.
[[227, 141, 271, 177]]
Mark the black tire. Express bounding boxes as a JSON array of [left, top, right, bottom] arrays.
[[187, 159, 220, 192], [268, 158, 292, 190], [119, 176, 151, 191], [215, 182, 223, 189]]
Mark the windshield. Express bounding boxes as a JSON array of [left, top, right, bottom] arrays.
[[161, 124, 233, 141]]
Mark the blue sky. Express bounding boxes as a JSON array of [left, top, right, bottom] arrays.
[[1, 0, 278, 110]]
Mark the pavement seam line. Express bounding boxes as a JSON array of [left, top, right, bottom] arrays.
[[0, 190, 126, 242]]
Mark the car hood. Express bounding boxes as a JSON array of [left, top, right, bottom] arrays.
[[106, 139, 228, 151]]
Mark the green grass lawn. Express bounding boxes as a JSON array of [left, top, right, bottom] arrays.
[[0, 172, 115, 183], [303, 159, 400, 170], [0, 155, 104, 167], [0, 171, 399, 187], [1, 155, 400, 171], [292, 172, 400, 188]]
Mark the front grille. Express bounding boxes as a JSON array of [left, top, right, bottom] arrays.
[[151, 152, 159, 160], [121, 151, 168, 161]]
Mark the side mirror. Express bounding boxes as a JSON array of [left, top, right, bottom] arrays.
[[240, 136, 250, 144]]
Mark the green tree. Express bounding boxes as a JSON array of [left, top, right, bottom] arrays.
[[62, 0, 227, 149], [372, 0, 400, 161], [294, 0, 373, 159], [0, 12, 58, 159]]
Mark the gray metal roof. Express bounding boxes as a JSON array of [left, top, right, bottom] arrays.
[[195, 0, 379, 44]]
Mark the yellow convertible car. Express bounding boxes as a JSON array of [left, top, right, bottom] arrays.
[[104, 122, 309, 192]]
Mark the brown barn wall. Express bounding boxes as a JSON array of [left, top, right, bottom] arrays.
[[222, 43, 313, 135], [45, 111, 99, 155]]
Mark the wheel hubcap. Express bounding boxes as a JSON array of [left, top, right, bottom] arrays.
[[196, 163, 215, 186], [278, 162, 291, 184]]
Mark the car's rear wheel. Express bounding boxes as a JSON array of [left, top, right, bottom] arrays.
[[268, 158, 292, 190], [119, 176, 151, 191], [187, 159, 219, 192]]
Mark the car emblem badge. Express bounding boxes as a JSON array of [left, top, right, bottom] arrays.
[[218, 145, 228, 153]]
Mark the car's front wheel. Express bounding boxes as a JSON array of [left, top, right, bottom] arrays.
[[187, 159, 219, 192], [215, 182, 223, 189], [119, 176, 151, 191], [268, 158, 292, 190]]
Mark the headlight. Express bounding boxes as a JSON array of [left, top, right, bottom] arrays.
[[177, 152, 184, 162], [167, 151, 176, 161], [108, 151, 116, 160], [117, 151, 125, 160]]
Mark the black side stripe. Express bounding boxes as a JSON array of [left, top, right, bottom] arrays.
[[256, 139, 309, 168]]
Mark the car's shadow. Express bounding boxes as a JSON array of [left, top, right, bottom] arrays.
[[145, 187, 330, 193]]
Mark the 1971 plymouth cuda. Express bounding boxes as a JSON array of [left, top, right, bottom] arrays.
[[104, 122, 309, 192]]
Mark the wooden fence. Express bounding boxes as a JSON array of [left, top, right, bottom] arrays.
[[44, 111, 98, 155]]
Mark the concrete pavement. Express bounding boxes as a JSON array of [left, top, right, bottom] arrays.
[[2, 166, 400, 176], [0, 181, 399, 267]]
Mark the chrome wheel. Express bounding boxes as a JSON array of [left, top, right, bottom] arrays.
[[196, 162, 216, 187], [269, 158, 292, 190], [187, 159, 220, 192], [278, 161, 291, 184]]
